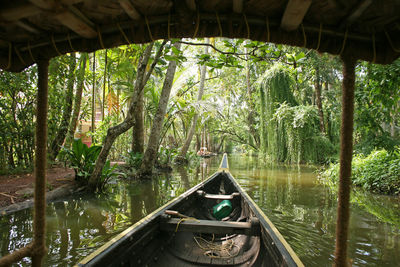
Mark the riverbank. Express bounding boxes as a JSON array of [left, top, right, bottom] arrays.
[[319, 149, 400, 195], [0, 167, 76, 208]]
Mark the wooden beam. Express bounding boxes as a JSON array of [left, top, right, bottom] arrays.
[[55, 11, 96, 38], [15, 20, 42, 34], [29, 0, 56, 9], [233, 0, 244, 13], [0, 4, 41, 21], [118, 0, 141, 20], [161, 218, 260, 236], [68, 5, 95, 27], [280, 0, 312, 31], [185, 0, 196, 11], [341, 0, 373, 27], [196, 190, 240, 200]]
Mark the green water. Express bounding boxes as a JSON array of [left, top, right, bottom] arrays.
[[1, 155, 399, 266]]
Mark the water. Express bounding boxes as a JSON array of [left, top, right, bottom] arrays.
[[0, 155, 399, 266]]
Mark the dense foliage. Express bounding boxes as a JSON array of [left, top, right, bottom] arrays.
[[1, 37, 399, 193], [320, 148, 400, 195]]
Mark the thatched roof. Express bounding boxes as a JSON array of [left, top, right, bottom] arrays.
[[1, 0, 400, 72]]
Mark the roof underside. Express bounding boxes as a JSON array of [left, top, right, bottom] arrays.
[[1, 0, 400, 72]]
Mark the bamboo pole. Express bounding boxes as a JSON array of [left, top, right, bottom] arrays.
[[334, 55, 356, 267]]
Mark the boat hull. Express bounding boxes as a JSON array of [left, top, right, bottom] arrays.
[[77, 157, 303, 267]]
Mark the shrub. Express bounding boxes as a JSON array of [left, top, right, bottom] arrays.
[[320, 148, 400, 195], [124, 151, 143, 169]]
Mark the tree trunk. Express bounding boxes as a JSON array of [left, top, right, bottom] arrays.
[[91, 52, 96, 143], [131, 41, 167, 154], [102, 49, 108, 120], [196, 134, 201, 152], [180, 40, 209, 157], [245, 42, 259, 147], [88, 44, 154, 191], [216, 136, 225, 153], [131, 85, 144, 153], [49, 53, 77, 160], [259, 86, 267, 155], [138, 42, 181, 178], [65, 53, 88, 148], [315, 66, 326, 134]]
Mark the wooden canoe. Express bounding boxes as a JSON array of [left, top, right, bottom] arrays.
[[77, 154, 304, 266]]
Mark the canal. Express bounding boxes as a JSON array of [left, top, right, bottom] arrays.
[[0, 155, 399, 266]]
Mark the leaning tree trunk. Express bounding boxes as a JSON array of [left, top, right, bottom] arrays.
[[131, 41, 167, 154], [49, 53, 76, 160], [88, 44, 154, 191], [65, 53, 88, 148], [138, 42, 181, 178], [179, 40, 209, 158]]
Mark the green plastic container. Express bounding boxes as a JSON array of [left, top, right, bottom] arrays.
[[212, 200, 233, 220]]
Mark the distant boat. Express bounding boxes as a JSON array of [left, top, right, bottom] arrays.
[[197, 146, 216, 158], [77, 154, 303, 266]]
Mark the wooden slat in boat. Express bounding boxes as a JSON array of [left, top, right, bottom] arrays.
[[76, 154, 304, 267]]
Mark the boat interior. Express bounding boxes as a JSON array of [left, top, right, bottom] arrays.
[[152, 172, 263, 266]]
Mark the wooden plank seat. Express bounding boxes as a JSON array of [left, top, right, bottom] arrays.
[[160, 217, 260, 236], [196, 190, 241, 200]]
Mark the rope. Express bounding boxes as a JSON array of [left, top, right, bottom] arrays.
[[51, 35, 62, 56], [243, 13, 250, 39], [145, 16, 155, 41], [97, 26, 105, 50], [316, 23, 322, 51], [117, 23, 131, 45], [372, 32, 376, 63], [266, 17, 270, 42], [384, 30, 400, 53], [193, 235, 240, 259], [215, 12, 223, 37], [14, 46, 26, 65], [193, 11, 200, 38], [28, 41, 36, 62], [167, 13, 171, 39], [339, 28, 348, 55], [67, 32, 76, 52], [4, 42, 12, 70], [175, 217, 199, 232], [301, 24, 307, 47]]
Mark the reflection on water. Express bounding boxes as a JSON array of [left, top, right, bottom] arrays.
[[0, 155, 399, 266]]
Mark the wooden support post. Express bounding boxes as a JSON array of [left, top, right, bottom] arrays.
[[32, 59, 49, 266], [334, 55, 356, 267]]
